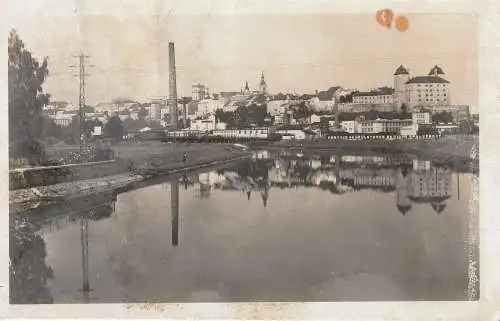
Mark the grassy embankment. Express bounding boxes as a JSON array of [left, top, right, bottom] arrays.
[[9, 142, 250, 211]]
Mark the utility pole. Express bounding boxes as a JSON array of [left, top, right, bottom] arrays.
[[70, 53, 92, 162]]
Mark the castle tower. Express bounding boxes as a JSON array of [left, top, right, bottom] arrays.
[[428, 65, 445, 76], [393, 65, 410, 110], [396, 168, 412, 215], [259, 72, 267, 94]]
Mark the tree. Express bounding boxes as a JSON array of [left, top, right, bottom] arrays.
[[400, 103, 408, 114], [65, 115, 96, 142], [83, 105, 95, 113], [432, 111, 453, 124], [104, 115, 124, 142], [41, 114, 62, 138], [366, 108, 379, 120], [8, 29, 50, 163]]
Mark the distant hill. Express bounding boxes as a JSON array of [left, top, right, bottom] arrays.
[[111, 97, 138, 104]]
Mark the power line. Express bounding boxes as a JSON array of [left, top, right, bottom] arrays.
[[70, 53, 93, 160]]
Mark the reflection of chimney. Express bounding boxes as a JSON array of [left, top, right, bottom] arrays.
[[171, 180, 179, 247]]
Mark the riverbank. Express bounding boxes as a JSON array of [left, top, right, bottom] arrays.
[[10, 143, 250, 213], [251, 135, 478, 161]]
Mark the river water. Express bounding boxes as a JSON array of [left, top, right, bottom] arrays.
[[10, 150, 479, 303]]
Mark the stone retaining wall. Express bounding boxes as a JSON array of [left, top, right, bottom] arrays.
[[9, 159, 129, 190]]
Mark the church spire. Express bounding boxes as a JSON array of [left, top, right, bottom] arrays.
[[259, 71, 267, 94], [244, 81, 250, 93]]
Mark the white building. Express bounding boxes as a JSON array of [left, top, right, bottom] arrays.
[[276, 129, 306, 140], [412, 112, 431, 124], [189, 115, 216, 131], [309, 97, 334, 112], [339, 117, 412, 134], [400, 124, 419, 136], [213, 127, 274, 139], [337, 103, 396, 113], [340, 120, 357, 133], [267, 100, 288, 116], [309, 114, 321, 124], [352, 88, 394, 105], [192, 83, 209, 101], [197, 99, 225, 117], [148, 102, 162, 121]]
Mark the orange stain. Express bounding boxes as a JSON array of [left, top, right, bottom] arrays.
[[395, 16, 409, 32], [375, 9, 394, 28]]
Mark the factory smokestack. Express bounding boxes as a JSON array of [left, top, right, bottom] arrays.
[[169, 42, 178, 130]]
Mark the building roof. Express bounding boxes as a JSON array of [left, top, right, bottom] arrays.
[[405, 76, 450, 84], [352, 87, 394, 97], [394, 65, 409, 75]]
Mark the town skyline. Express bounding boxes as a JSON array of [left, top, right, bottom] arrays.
[[11, 14, 478, 112]]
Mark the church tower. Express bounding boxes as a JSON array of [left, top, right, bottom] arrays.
[[243, 81, 250, 94], [259, 72, 268, 94], [394, 65, 410, 111]]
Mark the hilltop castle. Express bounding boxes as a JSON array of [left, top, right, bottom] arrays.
[[393, 65, 451, 111]]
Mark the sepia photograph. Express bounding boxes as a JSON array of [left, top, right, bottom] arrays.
[[4, 2, 487, 316]]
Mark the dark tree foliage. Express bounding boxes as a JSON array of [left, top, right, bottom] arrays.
[[138, 107, 148, 120], [64, 115, 100, 143], [104, 115, 125, 142], [432, 111, 454, 124], [41, 115, 62, 138], [290, 101, 313, 121], [9, 29, 50, 162], [232, 104, 268, 127]]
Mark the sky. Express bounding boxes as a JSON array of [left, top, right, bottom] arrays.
[[10, 12, 478, 111]]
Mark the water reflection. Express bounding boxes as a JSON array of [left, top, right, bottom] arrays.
[[10, 151, 478, 303], [176, 153, 457, 217], [10, 191, 117, 304]]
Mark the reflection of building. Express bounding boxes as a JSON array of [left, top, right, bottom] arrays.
[[396, 168, 412, 215], [407, 166, 452, 214]]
